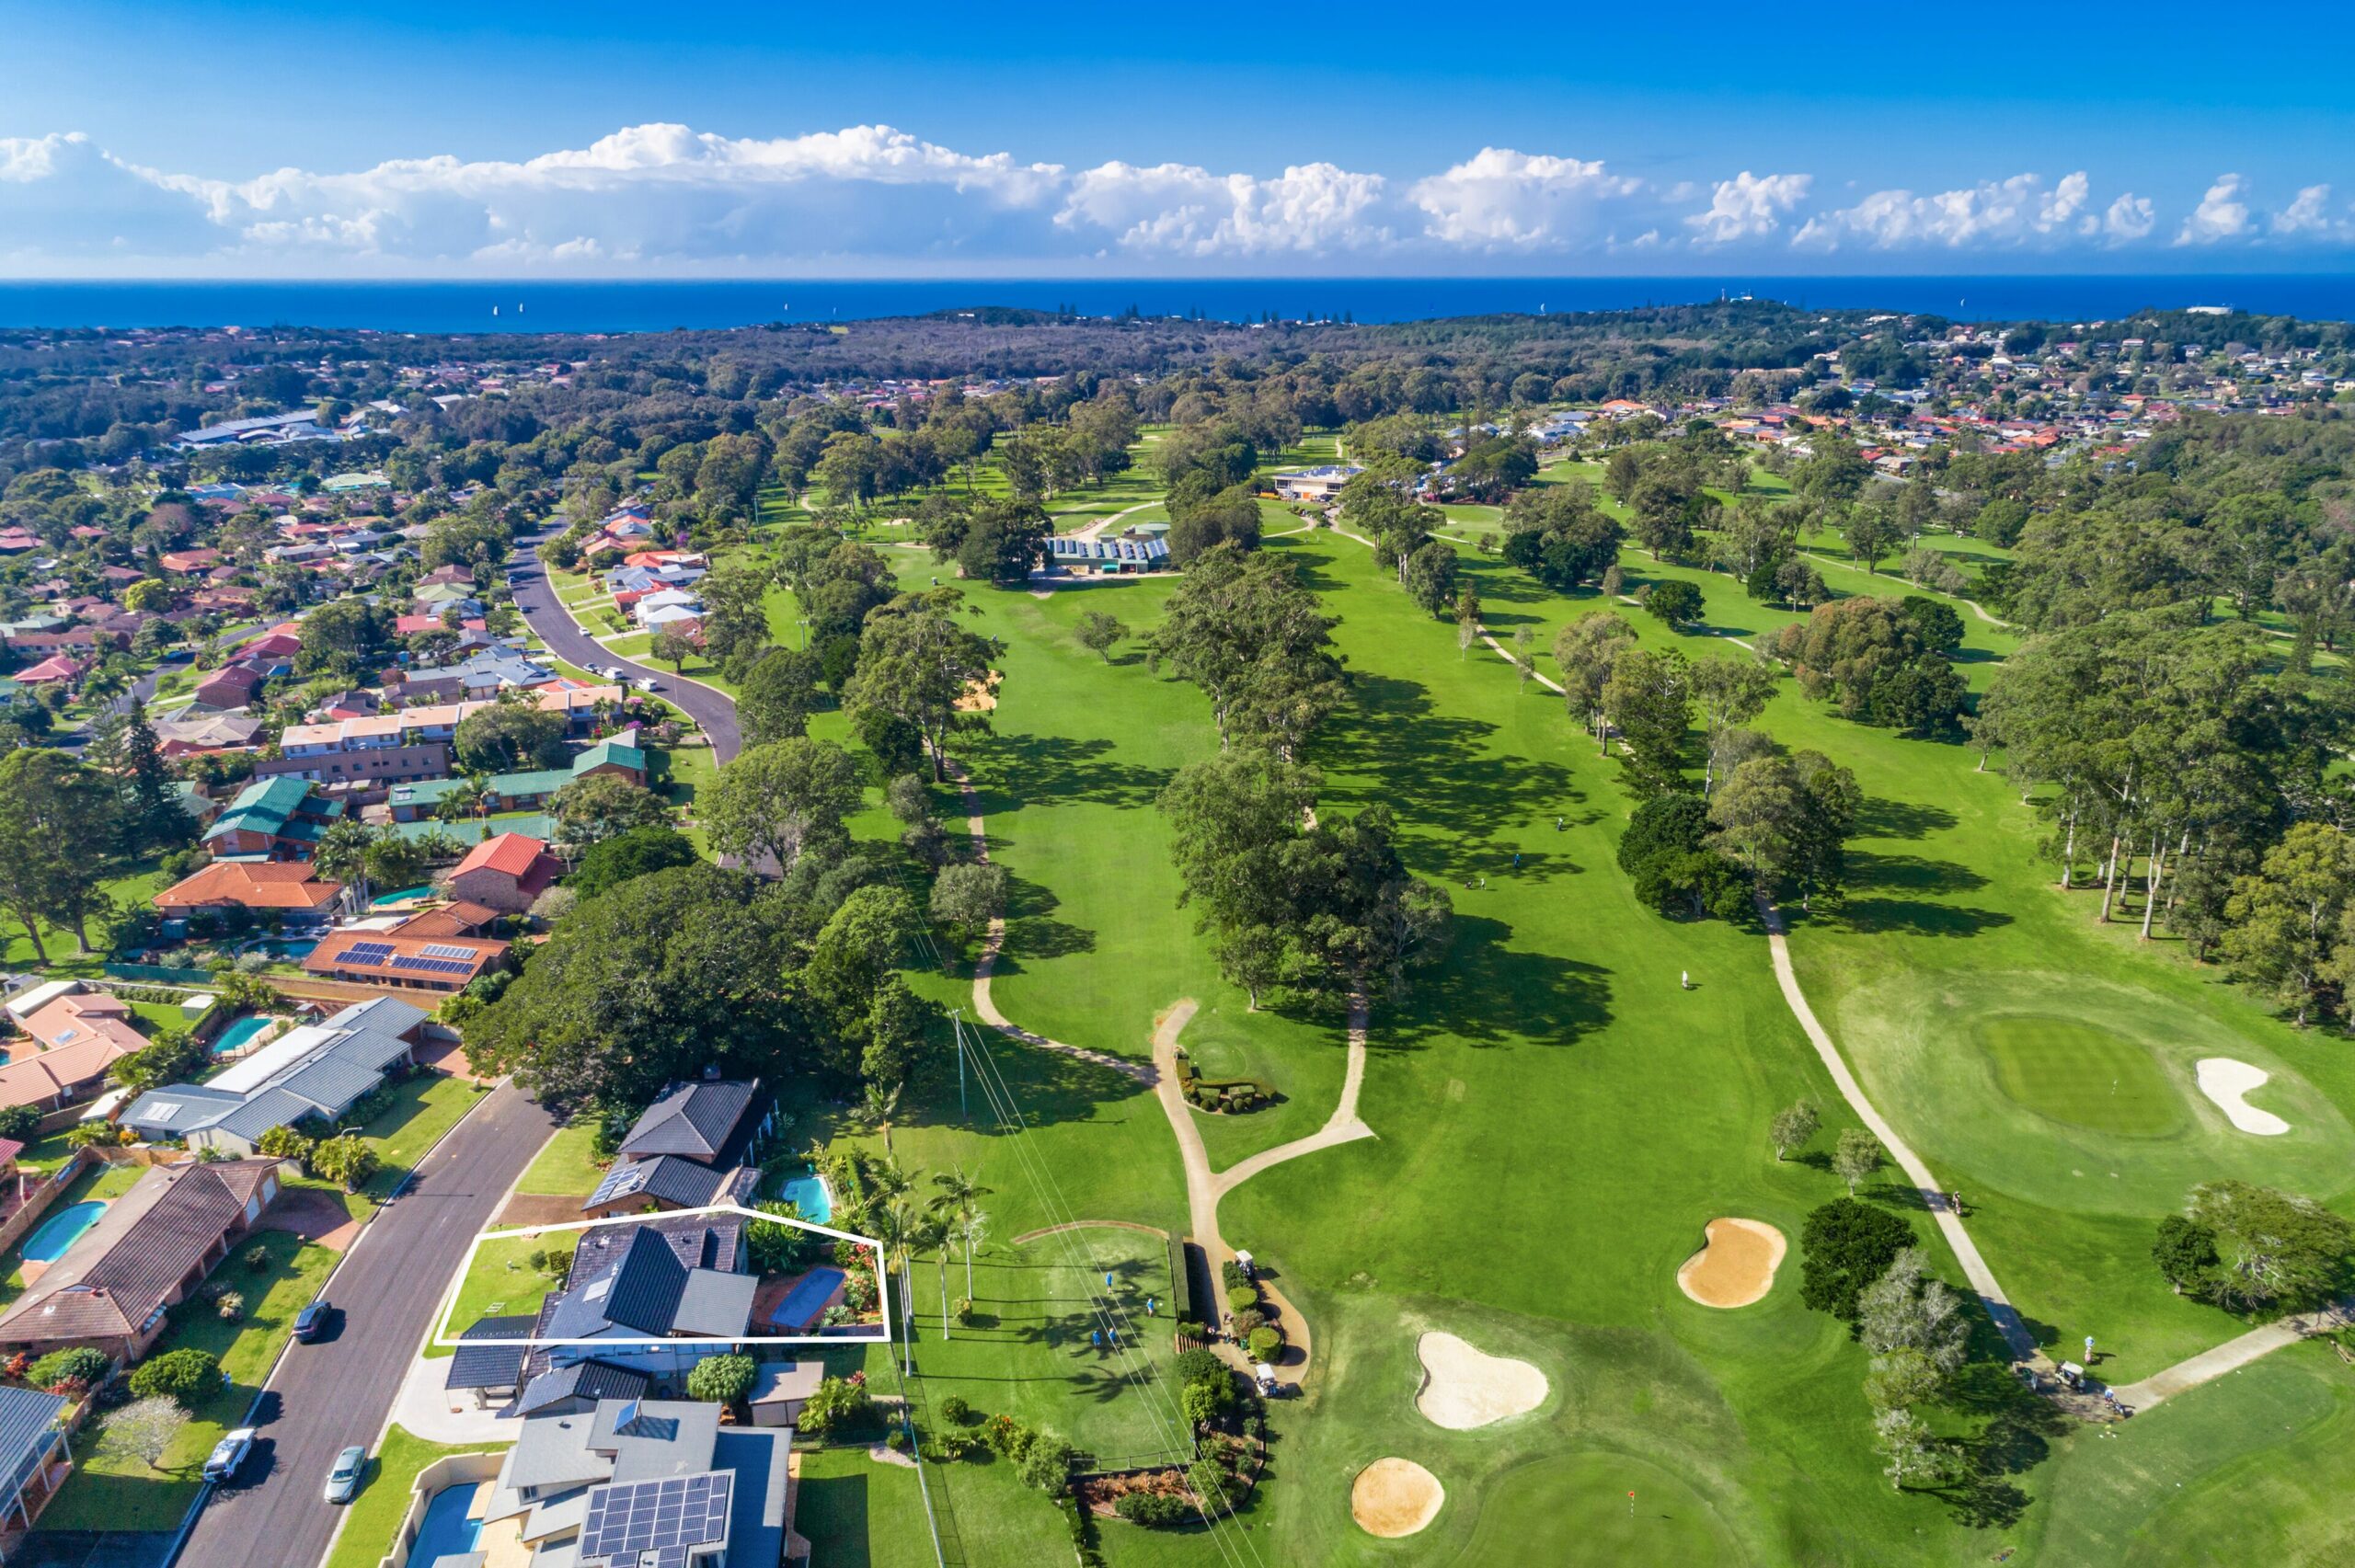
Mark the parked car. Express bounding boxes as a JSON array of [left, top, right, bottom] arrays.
[[203, 1428, 255, 1482], [293, 1301, 329, 1342], [323, 1445, 366, 1504], [600, 665, 625, 681], [634, 677, 661, 692]]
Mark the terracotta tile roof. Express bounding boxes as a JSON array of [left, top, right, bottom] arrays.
[[454, 832, 550, 879], [155, 861, 343, 911]]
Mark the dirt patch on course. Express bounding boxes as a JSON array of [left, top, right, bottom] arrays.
[[1351, 1458, 1443, 1538], [1676, 1218, 1786, 1309], [1414, 1331, 1546, 1429], [954, 670, 1004, 712]]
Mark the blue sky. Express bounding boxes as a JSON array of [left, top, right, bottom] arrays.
[[5, 0, 2353, 276]]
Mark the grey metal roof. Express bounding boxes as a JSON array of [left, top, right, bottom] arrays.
[[672, 1270, 756, 1339], [121, 1082, 245, 1136], [0, 1386, 65, 1496], [617, 1081, 760, 1165], [278, 1058, 383, 1116], [515, 1358, 650, 1416], [583, 1155, 727, 1213], [446, 1314, 536, 1392], [214, 1085, 327, 1145]]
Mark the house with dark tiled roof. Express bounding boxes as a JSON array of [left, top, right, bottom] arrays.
[[0, 1159, 286, 1359], [584, 1080, 772, 1220]]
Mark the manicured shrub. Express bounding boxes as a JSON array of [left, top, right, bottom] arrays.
[[684, 1353, 756, 1405], [1015, 1432, 1075, 1493], [1115, 1491, 1192, 1528], [1246, 1326, 1283, 1362], [938, 1394, 974, 1425], [129, 1348, 219, 1408], [1219, 1260, 1247, 1291], [1224, 1286, 1257, 1314], [29, 1347, 109, 1392]]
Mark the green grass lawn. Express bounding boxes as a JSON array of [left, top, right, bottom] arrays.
[[356, 1072, 493, 1196], [429, 1231, 570, 1356], [2, 864, 168, 972], [515, 1120, 607, 1197], [43, 1228, 338, 1530], [795, 1436, 1075, 1568], [902, 1232, 1184, 1471], [321, 1425, 503, 1568], [1977, 1014, 2188, 1138]]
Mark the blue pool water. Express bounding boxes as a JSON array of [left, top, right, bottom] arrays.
[[247, 937, 318, 961], [211, 1014, 274, 1057], [370, 886, 433, 907], [771, 1170, 831, 1223], [23, 1201, 106, 1263], [412, 1482, 485, 1563], [770, 1267, 845, 1332]]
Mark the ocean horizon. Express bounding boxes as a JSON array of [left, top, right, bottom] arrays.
[[2, 275, 2352, 334]]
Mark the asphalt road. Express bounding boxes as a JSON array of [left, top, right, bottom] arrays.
[[175, 1082, 554, 1568], [506, 532, 741, 762]]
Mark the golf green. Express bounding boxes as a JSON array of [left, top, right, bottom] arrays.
[[1445, 1452, 1742, 1566], [1978, 1014, 2187, 1137]]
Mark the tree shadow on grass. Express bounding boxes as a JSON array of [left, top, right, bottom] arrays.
[[1819, 898, 2014, 939], [1377, 912, 1614, 1050], [974, 733, 1170, 812], [1313, 672, 1570, 852], [1844, 850, 1988, 898], [1856, 797, 1959, 841], [902, 1029, 1150, 1133], [994, 871, 1097, 967]]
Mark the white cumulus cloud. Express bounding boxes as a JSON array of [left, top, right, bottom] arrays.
[[1685, 171, 1812, 244], [1407, 148, 1646, 248], [1793, 172, 2097, 250], [2099, 192, 2157, 242], [2176, 174, 2254, 245], [2271, 183, 2344, 238], [1056, 161, 1387, 255]]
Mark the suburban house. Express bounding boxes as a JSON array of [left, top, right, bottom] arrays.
[[0, 1385, 72, 1533], [0, 985, 144, 1117], [152, 711, 263, 755], [583, 1080, 772, 1219], [447, 832, 563, 913], [0, 1159, 287, 1359], [152, 861, 343, 919], [119, 997, 431, 1155], [14, 990, 145, 1059], [541, 1217, 756, 1345], [251, 740, 453, 790], [300, 922, 509, 993], [201, 776, 345, 861], [190, 663, 265, 710], [467, 1397, 789, 1568]]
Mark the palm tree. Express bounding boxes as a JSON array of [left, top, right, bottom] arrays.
[[958, 1210, 989, 1306], [914, 1212, 954, 1342], [871, 1198, 922, 1375], [436, 773, 489, 829], [929, 1168, 994, 1303], [855, 1082, 904, 1153], [313, 818, 378, 907]]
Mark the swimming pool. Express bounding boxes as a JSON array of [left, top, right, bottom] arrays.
[[769, 1266, 845, 1331], [370, 886, 433, 907], [770, 1169, 832, 1223], [411, 1482, 485, 1563], [211, 1014, 276, 1057], [23, 1200, 106, 1264], [244, 937, 318, 961]]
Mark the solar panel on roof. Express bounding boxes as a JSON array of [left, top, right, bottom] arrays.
[[420, 943, 477, 959], [340, 942, 395, 965]]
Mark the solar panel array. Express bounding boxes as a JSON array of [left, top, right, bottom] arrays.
[[420, 943, 477, 959], [339, 941, 395, 966], [579, 1471, 732, 1568], [392, 953, 477, 975]]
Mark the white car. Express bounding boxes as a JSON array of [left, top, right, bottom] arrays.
[[203, 1428, 255, 1482], [324, 1444, 366, 1504], [634, 677, 661, 692], [600, 665, 626, 681]]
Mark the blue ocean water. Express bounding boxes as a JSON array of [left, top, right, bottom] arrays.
[[1, 276, 2350, 333]]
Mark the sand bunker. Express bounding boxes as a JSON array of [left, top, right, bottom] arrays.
[[954, 670, 1004, 713], [2196, 1058, 2290, 1136], [1351, 1458, 1444, 1538], [1677, 1218, 1787, 1309], [1414, 1332, 1547, 1429]]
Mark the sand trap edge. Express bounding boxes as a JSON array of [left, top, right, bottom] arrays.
[[1676, 1217, 1788, 1309]]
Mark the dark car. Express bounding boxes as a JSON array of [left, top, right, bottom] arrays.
[[293, 1302, 329, 1342]]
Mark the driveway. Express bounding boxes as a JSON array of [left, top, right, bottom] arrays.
[[506, 531, 741, 762], [171, 1082, 554, 1568]]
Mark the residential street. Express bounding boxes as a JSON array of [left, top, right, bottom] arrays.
[[507, 531, 741, 761], [173, 1081, 554, 1568]]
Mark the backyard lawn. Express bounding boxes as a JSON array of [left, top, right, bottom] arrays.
[[428, 1231, 571, 1356]]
